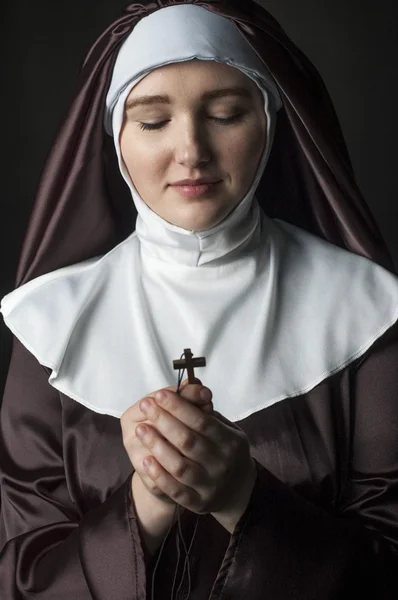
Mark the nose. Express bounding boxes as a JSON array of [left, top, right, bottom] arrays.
[[174, 117, 211, 168]]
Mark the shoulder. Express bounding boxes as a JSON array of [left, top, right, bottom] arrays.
[[272, 219, 398, 324], [0, 233, 139, 370]]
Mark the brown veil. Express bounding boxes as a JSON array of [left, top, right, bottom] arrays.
[[16, 0, 395, 288]]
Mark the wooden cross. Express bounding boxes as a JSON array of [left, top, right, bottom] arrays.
[[173, 348, 206, 383]]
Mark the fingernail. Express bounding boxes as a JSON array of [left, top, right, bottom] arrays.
[[155, 390, 167, 403], [200, 387, 212, 402], [140, 399, 152, 412], [136, 425, 147, 438]]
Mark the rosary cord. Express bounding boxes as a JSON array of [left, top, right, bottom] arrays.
[[170, 505, 183, 599], [176, 352, 186, 394], [174, 513, 200, 600], [184, 518, 200, 600], [151, 504, 179, 600], [184, 526, 198, 600], [174, 508, 190, 599]]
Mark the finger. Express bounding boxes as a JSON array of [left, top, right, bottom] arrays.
[[212, 410, 242, 431], [136, 421, 207, 489], [141, 452, 201, 510], [134, 466, 176, 504], [165, 376, 201, 393], [121, 379, 211, 425], [167, 379, 214, 413], [138, 400, 234, 487], [178, 383, 213, 409], [153, 390, 226, 444], [138, 400, 217, 464], [177, 377, 202, 389]]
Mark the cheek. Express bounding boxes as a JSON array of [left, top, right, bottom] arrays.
[[249, 118, 267, 151], [120, 135, 155, 175], [120, 134, 136, 172], [227, 129, 264, 174], [120, 138, 170, 193], [244, 124, 266, 168], [226, 127, 265, 193]]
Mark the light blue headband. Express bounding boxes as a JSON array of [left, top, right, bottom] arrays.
[[104, 4, 282, 135]]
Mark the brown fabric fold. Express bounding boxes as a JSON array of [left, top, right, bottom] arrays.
[[1, 325, 398, 597]]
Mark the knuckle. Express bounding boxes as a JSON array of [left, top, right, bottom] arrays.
[[180, 383, 201, 402], [193, 415, 208, 434], [225, 436, 241, 457], [165, 395, 178, 412], [172, 460, 188, 479], [148, 406, 161, 422], [214, 460, 230, 481], [169, 486, 185, 502], [199, 492, 217, 514], [169, 486, 193, 505], [146, 436, 157, 451], [137, 427, 154, 448], [146, 479, 161, 494], [222, 448, 236, 467], [231, 436, 242, 452], [178, 431, 196, 452]]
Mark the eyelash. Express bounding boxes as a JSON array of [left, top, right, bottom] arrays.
[[138, 114, 244, 131]]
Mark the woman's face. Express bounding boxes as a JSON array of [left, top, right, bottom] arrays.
[[120, 59, 267, 231]]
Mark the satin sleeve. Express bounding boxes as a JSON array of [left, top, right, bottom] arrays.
[[0, 337, 147, 600], [210, 328, 398, 600]]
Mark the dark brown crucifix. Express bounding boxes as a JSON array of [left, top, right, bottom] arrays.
[[173, 348, 206, 383]]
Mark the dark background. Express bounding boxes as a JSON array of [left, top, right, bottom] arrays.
[[1, 0, 397, 398]]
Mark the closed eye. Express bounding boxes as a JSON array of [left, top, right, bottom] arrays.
[[138, 113, 245, 131]]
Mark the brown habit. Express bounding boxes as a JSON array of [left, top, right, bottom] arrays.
[[1, 0, 398, 598], [1, 329, 398, 598]]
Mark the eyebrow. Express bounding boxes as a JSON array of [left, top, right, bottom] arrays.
[[125, 85, 252, 111]]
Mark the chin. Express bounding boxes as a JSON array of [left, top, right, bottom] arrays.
[[176, 206, 231, 232], [179, 215, 224, 232]]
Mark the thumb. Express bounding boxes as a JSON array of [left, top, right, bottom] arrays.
[[178, 378, 214, 415], [165, 378, 213, 414], [166, 377, 202, 393], [179, 377, 202, 390]]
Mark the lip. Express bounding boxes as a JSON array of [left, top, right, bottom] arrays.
[[171, 177, 221, 185], [170, 181, 221, 198]]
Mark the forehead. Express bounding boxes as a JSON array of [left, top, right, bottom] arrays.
[[128, 59, 259, 96]]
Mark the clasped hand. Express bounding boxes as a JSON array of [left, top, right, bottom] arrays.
[[121, 379, 256, 516]]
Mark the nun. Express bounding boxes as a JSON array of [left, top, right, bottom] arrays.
[[1, 1, 397, 598]]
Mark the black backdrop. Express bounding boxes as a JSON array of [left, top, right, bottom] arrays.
[[1, 0, 397, 398]]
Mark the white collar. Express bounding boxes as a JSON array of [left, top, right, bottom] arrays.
[[2, 213, 398, 421]]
